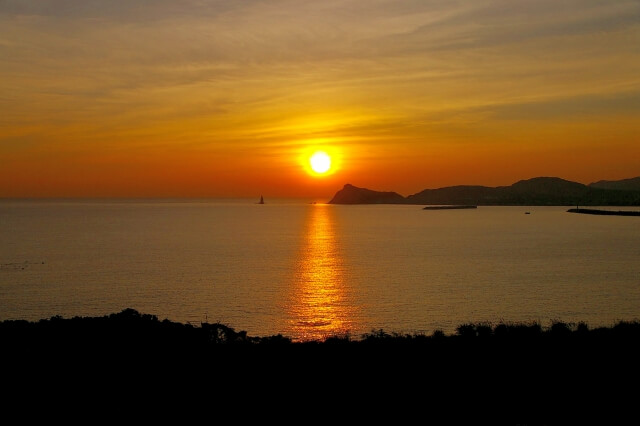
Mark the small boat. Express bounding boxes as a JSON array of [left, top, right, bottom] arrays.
[[257, 195, 264, 204], [525, 211, 530, 214]]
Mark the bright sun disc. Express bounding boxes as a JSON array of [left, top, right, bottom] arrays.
[[310, 151, 331, 174]]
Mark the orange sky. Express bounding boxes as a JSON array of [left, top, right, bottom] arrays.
[[1, 0, 639, 198]]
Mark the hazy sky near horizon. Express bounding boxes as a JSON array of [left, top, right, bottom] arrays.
[[1, 0, 639, 197]]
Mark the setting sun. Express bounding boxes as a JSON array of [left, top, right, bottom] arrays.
[[309, 151, 331, 174]]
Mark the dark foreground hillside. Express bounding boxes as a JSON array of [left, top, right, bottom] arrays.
[[2, 309, 638, 423]]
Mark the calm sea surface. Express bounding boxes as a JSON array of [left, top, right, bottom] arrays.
[[1, 200, 639, 340]]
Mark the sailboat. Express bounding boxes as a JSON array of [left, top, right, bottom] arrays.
[[258, 195, 264, 204]]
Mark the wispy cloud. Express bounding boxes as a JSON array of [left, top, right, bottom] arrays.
[[1, 0, 639, 195]]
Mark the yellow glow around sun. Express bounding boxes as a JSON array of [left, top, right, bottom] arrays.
[[299, 142, 342, 177], [310, 151, 331, 174]]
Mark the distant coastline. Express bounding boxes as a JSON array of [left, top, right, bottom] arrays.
[[328, 176, 640, 206]]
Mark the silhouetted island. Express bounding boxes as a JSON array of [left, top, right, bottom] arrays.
[[328, 183, 405, 204], [328, 176, 640, 206]]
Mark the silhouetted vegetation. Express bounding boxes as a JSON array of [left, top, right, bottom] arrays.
[[0, 308, 293, 354], [3, 308, 639, 351], [3, 310, 637, 423]]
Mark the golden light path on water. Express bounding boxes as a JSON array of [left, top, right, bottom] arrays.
[[287, 204, 357, 341]]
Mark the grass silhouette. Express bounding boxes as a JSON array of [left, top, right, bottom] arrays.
[[3, 309, 638, 358], [2, 309, 637, 423]]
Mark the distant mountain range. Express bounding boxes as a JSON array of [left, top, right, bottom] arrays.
[[328, 177, 640, 206], [589, 177, 640, 191]]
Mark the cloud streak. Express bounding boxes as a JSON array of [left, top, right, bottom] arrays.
[[1, 0, 639, 196]]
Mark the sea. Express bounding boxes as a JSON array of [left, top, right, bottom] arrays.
[[1, 199, 639, 341]]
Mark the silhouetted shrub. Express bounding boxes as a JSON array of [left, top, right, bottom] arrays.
[[550, 321, 572, 337], [258, 334, 291, 345], [2, 310, 640, 359], [432, 329, 446, 340], [456, 323, 476, 339], [324, 333, 351, 344]]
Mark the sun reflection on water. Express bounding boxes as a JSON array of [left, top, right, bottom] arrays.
[[287, 204, 356, 341]]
